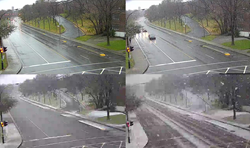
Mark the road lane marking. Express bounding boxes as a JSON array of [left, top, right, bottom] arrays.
[[148, 60, 249, 73], [188, 65, 249, 75], [82, 71, 85, 74], [225, 67, 230, 74], [204, 54, 215, 59], [100, 68, 105, 74], [100, 143, 105, 148], [29, 61, 122, 73], [154, 44, 175, 63], [43, 135, 71, 140], [159, 37, 195, 60], [150, 60, 196, 68], [23, 60, 71, 68], [70, 66, 122, 75], [119, 141, 123, 148], [27, 44, 49, 63], [135, 38, 151, 66], [206, 70, 210, 75], [119, 67, 123, 74], [80, 55, 89, 60], [78, 120, 106, 130], [69, 140, 124, 148], [26, 117, 49, 137], [244, 66, 247, 74]]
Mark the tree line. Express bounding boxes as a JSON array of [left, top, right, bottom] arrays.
[[19, 74, 125, 120], [20, 0, 125, 45], [145, 74, 250, 111], [145, 0, 250, 45]]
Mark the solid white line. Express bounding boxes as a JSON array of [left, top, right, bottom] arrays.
[[154, 44, 175, 63], [29, 139, 39, 142], [135, 38, 151, 66], [150, 60, 196, 68], [244, 66, 247, 74], [100, 143, 105, 148], [24, 60, 71, 68], [225, 67, 230, 74], [80, 55, 89, 60], [119, 141, 123, 148], [43, 135, 71, 140], [29, 61, 122, 74], [78, 120, 106, 130], [206, 70, 210, 75], [204, 54, 215, 59], [119, 67, 123, 74], [82, 71, 85, 74], [27, 117, 49, 137], [27, 44, 49, 63], [148, 60, 249, 74], [100, 68, 105, 74]]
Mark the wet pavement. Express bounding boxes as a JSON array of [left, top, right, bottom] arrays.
[[4, 17, 124, 74]]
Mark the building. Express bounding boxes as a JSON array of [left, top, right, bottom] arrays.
[[111, 0, 126, 38]]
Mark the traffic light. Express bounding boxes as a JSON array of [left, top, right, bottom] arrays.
[[126, 47, 130, 53], [126, 121, 130, 127], [130, 46, 134, 52], [130, 121, 134, 126], [0, 48, 3, 53], [0, 121, 8, 127]]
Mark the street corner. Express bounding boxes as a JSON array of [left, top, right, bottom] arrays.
[[0, 113, 22, 148], [126, 112, 148, 148]]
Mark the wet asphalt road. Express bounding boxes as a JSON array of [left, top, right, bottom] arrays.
[[10, 87, 125, 148], [4, 17, 124, 74], [55, 16, 84, 39], [136, 99, 249, 148], [135, 17, 250, 75]]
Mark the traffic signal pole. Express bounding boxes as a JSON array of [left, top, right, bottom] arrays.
[[1, 52, 3, 70], [0, 112, 4, 144]]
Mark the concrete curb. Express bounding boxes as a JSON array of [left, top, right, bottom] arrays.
[[145, 21, 250, 58], [147, 97, 250, 132], [1, 38, 23, 74], [22, 23, 125, 57], [21, 97, 126, 132]]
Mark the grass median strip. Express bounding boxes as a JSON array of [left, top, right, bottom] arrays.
[[201, 35, 217, 41], [222, 40, 250, 50], [97, 114, 126, 125], [97, 40, 126, 51]]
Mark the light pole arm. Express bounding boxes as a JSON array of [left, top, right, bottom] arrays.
[[0, 10, 12, 20], [126, 10, 138, 22]]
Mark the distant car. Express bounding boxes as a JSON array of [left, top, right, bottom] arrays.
[[148, 34, 156, 40], [142, 29, 147, 32]]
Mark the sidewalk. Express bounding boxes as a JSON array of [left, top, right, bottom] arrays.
[[126, 39, 149, 74], [0, 113, 22, 148], [126, 112, 148, 148], [0, 39, 22, 74]]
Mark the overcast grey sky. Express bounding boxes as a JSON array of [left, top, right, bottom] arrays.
[[0, 75, 36, 85], [0, 0, 63, 10], [126, 0, 163, 11]]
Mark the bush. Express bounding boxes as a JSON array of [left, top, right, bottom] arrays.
[[110, 29, 116, 37]]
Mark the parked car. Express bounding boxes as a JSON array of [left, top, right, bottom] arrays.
[[148, 34, 156, 40]]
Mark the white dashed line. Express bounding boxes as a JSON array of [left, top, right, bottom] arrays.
[[119, 67, 123, 74], [100, 68, 105, 74], [100, 143, 105, 148], [206, 70, 210, 75], [119, 141, 123, 148], [80, 55, 89, 60], [225, 67, 230, 74], [204, 54, 215, 59], [244, 66, 247, 74], [82, 71, 85, 74]]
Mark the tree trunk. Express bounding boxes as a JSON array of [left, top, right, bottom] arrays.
[[173, 19, 176, 31]]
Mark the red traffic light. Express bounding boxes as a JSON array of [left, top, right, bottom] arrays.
[[126, 121, 130, 127]]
